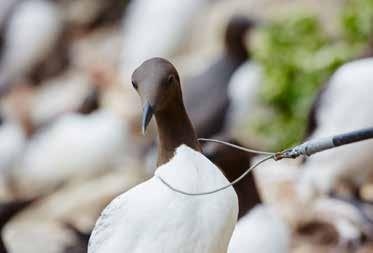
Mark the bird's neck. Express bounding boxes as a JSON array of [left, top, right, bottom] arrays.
[[155, 99, 201, 166], [225, 40, 249, 65]]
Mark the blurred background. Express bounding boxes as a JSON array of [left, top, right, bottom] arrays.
[[0, 0, 372, 252]]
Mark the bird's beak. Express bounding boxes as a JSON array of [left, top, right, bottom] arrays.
[[142, 102, 154, 135]]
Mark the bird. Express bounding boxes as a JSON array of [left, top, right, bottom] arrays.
[[298, 57, 373, 201], [0, 0, 63, 96], [183, 15, 256, 138], [9, 104, 128, 198], [29, 70, 100, 129], [88, 58, 238, 253], [0, 69, 104, 186]]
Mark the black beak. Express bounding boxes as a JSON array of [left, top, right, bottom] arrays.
[[142, 102, 154, 135]]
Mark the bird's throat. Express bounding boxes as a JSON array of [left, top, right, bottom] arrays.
[[155, 100, 201, 166]]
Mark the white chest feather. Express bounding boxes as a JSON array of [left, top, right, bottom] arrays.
[[89, 145, 238, 253]]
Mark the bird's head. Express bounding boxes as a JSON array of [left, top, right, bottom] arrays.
[[224, 15, 259, 60], [131, 57, 181, 134]]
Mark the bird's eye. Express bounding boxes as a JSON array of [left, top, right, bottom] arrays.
[[132, 81, 138, 89], [167, 75, 174, 84]]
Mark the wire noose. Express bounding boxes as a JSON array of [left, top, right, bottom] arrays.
[[157, 155, 273, 196], [157, 138, 276, 196]]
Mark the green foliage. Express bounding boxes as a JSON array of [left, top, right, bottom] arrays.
[[341, 0, 373, 44], [251, 14, 356, 150], [247, 0, 373, 150]]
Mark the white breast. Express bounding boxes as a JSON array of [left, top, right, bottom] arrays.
[[88, 145, 238, 253]]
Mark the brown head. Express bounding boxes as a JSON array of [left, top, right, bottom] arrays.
[[224, 15, 257, 62], [132, 58, 200, 166], [132, 58, 182, 133]]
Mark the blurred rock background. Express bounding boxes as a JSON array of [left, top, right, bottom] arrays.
[[0, 0, 372, 252]]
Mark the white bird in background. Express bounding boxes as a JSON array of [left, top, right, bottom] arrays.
[[88, 58, 238, 253], [29, 71, 93, 128], [3, 64, 131, 198], [10, 108, 128, 198], [120, 0, 211, 75], [228, 205, 290, 253], [0, 0, 63, 92], [298, 57, 373, 201], [226, 60, 263, 132]]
